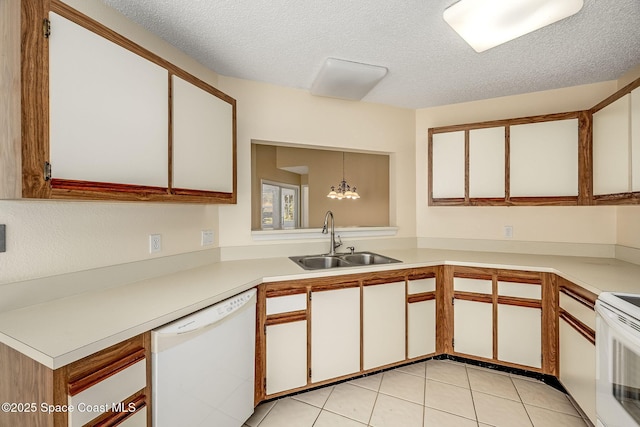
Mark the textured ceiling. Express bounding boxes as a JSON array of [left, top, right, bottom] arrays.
[[100, 0, 640, 109]]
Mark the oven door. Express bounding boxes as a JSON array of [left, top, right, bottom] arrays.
[[596, 300, 640, 427]]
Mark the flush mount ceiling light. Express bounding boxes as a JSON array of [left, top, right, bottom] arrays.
[[443, 0, 584, 53], [327, 152, 360, 200], [310, 58, 388, 101]]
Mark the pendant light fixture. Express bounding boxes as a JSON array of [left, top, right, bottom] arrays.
[[327, 152, 360, 200]]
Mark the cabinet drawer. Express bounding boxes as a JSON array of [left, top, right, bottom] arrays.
[[118, 405, 147, 427], [266, 293, 307, 315], [454, 277, 492, 294], [408, 277, 435, 294], [69, 359, 146, 427], [497, 281, 541, 299], [559, 293, 595, 330]]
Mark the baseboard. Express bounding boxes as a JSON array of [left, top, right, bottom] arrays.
[[615, 245, 640, 266], [417, 237, 616, 258]]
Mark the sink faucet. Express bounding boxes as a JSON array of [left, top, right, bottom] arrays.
[[322, 210, 342, 255]]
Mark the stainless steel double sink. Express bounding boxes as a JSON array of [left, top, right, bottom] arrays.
[[289, 251, 401, 270]]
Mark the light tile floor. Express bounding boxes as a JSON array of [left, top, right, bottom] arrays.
[[244, 359, 592, 427]]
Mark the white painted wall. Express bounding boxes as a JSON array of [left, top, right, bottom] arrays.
[[215, 76, 416, 249], [416, 81, 620, 249]]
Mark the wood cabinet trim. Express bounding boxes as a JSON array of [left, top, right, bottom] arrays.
[[496, 296, 542, 309], [558, 277, 597, 309], [67, 348, 145, 396], [89, 391, 146, 427], [264, 286, 308, 298], [407, 292, 436, 304], [560, 308, 596, 345], [454, 291, 493, 304], [430, 112, 583, 134], [265, 310, 307, 326]]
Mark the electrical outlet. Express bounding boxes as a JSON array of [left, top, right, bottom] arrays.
[[504, 225, 513, 239], [149, 234, 162, 253], [201, 230, 214, 246]]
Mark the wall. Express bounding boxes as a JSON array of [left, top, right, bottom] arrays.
[[416, 80, 621, 255], [0, 0, 221, 284], [216, 76, 416, 251]]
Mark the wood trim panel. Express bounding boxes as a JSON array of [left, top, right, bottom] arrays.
[[265, 310, 308, 326], [255, 285, 266, 405], [427, 128, 434, 207], [496, 270, 542, 283], [593, 192, 640, 205], [264, 286, 309, 298], [310, 281, 360, 293], [577, 110, 593, 205], [454, 291, 493, 304], [431, 196, 579, 206], [453, 266, 495, 280], [89, 391, 146, 427], [464, 129, 470, 204], [407, 292, 436, 304], [560, 308, 596, 345], [437, 265, 453, 354], [21, 0, 51, 199], [430, 111, 583, 134], [542, 273, 558, 376], [505, 126, 511, 202], [67, 348, 146, 396], [558, 276, 597, 309], [0, 342, 54, 427], [407, 270, 437, 281], [496, 296, 542, 309]]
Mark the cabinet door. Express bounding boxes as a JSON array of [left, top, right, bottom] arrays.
[[497, 305, 541, 368], [49, 12, 169, 188], [560, 319, 596, 423], [632, 87, 640, 192], [510, 120, 578, 197], [469, 127, 505, 198], [265, 321, 307, 395], [408, 300, 436, 358], [432, 131, 465, 199], [453, 299, 493, 359], [363, 281, 406, 369], [311, 287, 360, 383], [172, 75, 234, 193], [407, 277, 436, 359], [593, 94, 631, 195]]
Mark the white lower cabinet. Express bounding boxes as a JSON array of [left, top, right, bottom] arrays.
[[453, 299, 493, 359], [311, 287, 360, 383], [497, 304, 541, 368], [363, 281, 406, 369], [560, 318, 596, 424], [408, 299, 436, 358], [265, 321, 307, 395]]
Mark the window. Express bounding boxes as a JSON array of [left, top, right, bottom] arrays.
[[261, 181, 300, 230]]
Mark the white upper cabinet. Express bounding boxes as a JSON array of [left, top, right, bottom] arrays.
[[632, 87, 640, 192], [593, 94, 631, 195], [469, 127, 505, 198], [432, 131, 465, 198], [48, 12, 169, 188], [510, 120, 578, 197], [172, 75, 234, 193]]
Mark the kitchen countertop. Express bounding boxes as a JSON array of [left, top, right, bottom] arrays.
[[1, 248, 640, 369]]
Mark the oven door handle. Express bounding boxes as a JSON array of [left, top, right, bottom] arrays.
[[597, 304, 640, 352]]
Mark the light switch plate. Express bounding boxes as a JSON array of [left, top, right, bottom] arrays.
[[0, 224, 5, 252]]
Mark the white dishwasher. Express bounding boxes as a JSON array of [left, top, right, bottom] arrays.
[[152, 288, 256, 427]]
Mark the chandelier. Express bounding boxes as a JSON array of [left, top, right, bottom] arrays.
[[327, 152, 360, 200]]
